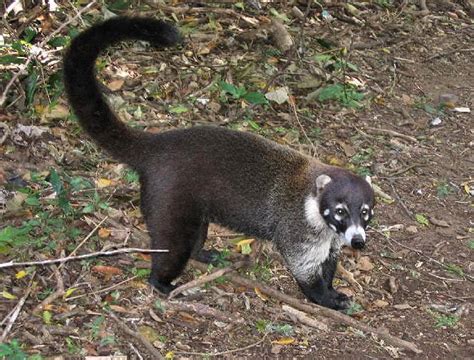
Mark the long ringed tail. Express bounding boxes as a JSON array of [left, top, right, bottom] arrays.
[[63, 16, 181, 166]]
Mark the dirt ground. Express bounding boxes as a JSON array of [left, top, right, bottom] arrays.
[[0, 1, 473, 359]]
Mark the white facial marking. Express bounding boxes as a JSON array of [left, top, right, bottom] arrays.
[[361, 204, 370, 221], [371, 209, 374, 216], [334, 214, 342, 222], [323, 208, 330, 216], [343, 224, 366, 247], [304, 195, 324, 229], [329, 224, 337, 231]]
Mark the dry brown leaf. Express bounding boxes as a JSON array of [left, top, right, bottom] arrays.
[[357, 256, 374, 271], [107, 79, 124, 91], [98, 227, 111, 239], [92, 265, 123, 276], [254, 287, 269, 302], [373, 299, 389, 308]]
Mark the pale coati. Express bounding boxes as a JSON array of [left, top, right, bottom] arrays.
[[63, 16, 375, 310]]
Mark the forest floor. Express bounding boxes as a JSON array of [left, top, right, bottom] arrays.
[[0, 1, 473, 359]]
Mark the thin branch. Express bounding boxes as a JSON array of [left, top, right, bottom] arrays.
[[0, 248, 167, 269], [168, 259, 249, 299], [364, 126, 418, 143]]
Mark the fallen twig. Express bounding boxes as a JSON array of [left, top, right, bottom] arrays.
[[109, 311, 164, 359], [174, 334, 268, 357], [424, 47, 474, 62], [0, 248, 167, 269], [165, 300, 245, 324], [190, 259, 423, 354], [168, 259, 250, 299], [283, 304, 329, 332], [364, 126, 418, 143]]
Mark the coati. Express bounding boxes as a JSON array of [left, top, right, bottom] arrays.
[[63, 16, 375, 310]]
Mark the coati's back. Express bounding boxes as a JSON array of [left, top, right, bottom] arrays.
[[141, 126, 311, 238]]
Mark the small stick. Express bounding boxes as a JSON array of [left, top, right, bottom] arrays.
[[174, 334, 268, 357], [364, 126, 418, 143], [168, 260, 249, 299], [165, 300, 245, 324], [0, 248, 167, 269], [388, 180, 414, 219], [66, 275, 139, 301], [189, 260, 423, 354], [283, 304, 329, 332], [109, 312, 164, 360]]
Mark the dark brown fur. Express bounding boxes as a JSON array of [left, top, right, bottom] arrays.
[[63, 17, 374, 309]]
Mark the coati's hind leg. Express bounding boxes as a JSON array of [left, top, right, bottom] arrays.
[[190, 222, 223, 265], [146, 208, 204, 295]]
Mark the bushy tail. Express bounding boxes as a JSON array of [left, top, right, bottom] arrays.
[[63, 16, 181, 165]]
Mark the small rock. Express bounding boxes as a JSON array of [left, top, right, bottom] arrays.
[[406, 225, 418, 234], [271, 344, 282, 354], [431, 117, 442, 126], [467, 339, 474, 346], [429, 217, 449, 228], [386, 276, 398, 294]]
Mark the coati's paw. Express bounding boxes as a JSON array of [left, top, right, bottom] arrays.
[[330, 291, 351, 310], [148, 278, 176, 295], [300, 286, 351, 311], [191, 249, 222, 265]]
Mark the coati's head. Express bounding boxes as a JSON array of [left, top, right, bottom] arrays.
[[305, 173, 375, 249]]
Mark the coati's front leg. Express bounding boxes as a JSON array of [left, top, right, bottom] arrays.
[[287, 245, 350, 310]]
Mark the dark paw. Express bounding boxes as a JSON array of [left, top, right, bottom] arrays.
[[191, 249, 223, 266], [148, 277, 176, 295]]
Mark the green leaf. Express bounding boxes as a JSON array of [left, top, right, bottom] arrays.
[[317, 84, 344, 102], [49, 169, 62, 195], [415, 213, 429, 226], [48, 36, 69, 48], [42, 310, 52, 324], [219, 81, 246, 98], [243, 92, 269, 105], [468, 240, 474, 250], [314, 54, 334, 63], [25, 69, 39, 106], [169, 105, 188, 114], [0, 55, 24, 64], [23, 27, 37, 43], [25, 196, 40, 206], [240, 243, 252, 255]]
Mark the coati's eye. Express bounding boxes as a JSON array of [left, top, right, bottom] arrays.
[[335, 208, 345, 216], [361, 209, 369, 217]]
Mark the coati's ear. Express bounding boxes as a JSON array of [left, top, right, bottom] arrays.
[[365, 175, 372, 187], [316, 174, 332, 194]]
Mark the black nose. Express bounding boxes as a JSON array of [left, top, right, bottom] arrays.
[[351, 235, 365, 249]]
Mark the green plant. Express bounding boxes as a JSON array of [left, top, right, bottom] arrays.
[[255, 319, 294, 335], [316, 83, 365, 108], [434, 314, 459, 328], [468, 240, 474, 250], [444, 263, 464, 277], [345, 302, 363, 315], [436, 182, 453, 198], [0, 339, 27, 360], [219, 81, 268, 105]]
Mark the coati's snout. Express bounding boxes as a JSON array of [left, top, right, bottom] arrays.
[[309, 173, 375, 250]]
